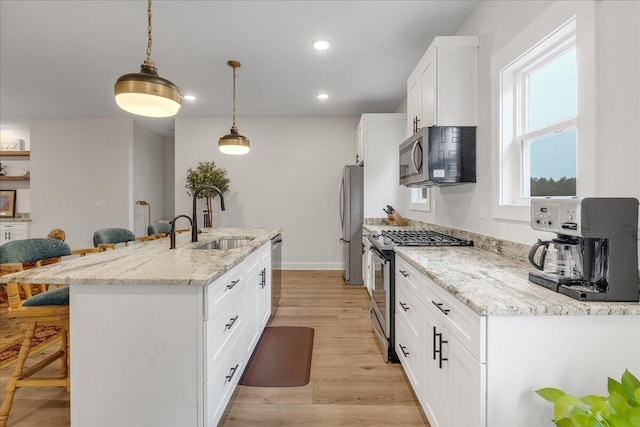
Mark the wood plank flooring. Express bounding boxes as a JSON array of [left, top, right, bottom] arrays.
[[0, 270, 427, 426]]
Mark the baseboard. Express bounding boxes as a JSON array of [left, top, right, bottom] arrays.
[[281, 262, 343, 270]]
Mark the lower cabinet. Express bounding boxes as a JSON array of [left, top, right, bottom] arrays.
[[0, 221, 29, 245]]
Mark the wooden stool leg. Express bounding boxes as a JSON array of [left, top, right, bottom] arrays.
[[0, 321, 37, 427], [59, 324, 69, 378]]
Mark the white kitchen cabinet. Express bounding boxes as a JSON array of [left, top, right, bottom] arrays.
[[0, 221, 29, 245], [357, 114, 406, 218], [70, 242, 272, 427], [362, 231, 373, 295], [406, 36, 478, 135]]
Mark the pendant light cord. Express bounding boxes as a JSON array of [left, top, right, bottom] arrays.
[[232, 65, 237, 129], [146, 0, 153, 62]]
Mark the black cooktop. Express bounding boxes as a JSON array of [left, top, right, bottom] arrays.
[[381, 230, 474, 247]]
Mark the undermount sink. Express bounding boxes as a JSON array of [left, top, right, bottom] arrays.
[[194, 238, 254, 250]]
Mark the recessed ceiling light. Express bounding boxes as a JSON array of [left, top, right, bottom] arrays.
[[312, 39, 331, 51], [317, 93, 329, 100], [183, 95, 196, 102]]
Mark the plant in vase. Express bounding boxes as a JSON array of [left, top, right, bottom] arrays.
[[185, 161, 230, 228], [536, 369, 640, 427]]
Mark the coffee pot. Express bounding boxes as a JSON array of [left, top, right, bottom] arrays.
[[528, 236, 583, 282]]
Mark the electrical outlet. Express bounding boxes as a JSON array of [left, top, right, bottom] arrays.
[[95, 200, 106, 209]]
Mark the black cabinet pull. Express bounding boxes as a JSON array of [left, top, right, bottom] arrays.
[[225, 364, 239, 382], [399, 344, 410, 358], [259, 268, 267, 288], [225, 315, 239, 330], [399, 269, 409, 278], [432, 300, 450, 315], [226, 279, 240, 290], [439, 334, 448, 369], [399, 301, 410, 312]]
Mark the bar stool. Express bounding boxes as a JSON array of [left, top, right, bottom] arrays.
[[0, 238, 71, 427]]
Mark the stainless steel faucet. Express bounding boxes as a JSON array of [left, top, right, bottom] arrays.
[[170, 214, 193, 249], [192, 185, 226, 242]]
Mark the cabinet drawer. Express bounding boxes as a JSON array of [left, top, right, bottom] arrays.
[[396, 255, 421, 299], [204, 289, 243, 373], [204, 331, 243, 426], [395, 314, 421, 395], [396, 279, 421, 341], [206, 263, 243, 317], [424, 276, 485, 363]]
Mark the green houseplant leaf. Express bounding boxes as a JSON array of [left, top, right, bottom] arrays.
[[537, 370, 640, 427]]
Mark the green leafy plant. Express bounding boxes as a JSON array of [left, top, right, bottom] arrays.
[[185, 161, 230, 226], [536, 370, 640, 427]]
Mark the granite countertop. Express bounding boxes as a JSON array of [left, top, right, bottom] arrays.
[[0, 228, 281, 286], [363, 221, 640, 316], [395, 245, 640, 316]]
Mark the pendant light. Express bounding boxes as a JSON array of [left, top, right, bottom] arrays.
[[218, 61, 250, 155], [114, 0, 181, 118]]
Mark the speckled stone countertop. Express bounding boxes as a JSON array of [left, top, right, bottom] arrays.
[[0, 228, 281, 286], [363, 220, 640, 316]]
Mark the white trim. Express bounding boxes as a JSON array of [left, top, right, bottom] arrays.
[[491, 0, 597, 222]]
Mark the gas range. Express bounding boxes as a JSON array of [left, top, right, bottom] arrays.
[[368, 229, 474, 251]]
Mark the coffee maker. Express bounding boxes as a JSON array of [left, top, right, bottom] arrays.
[[529, 197, 639, 302]]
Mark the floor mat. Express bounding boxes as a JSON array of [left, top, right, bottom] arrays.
[[240, 326, 314, 387]]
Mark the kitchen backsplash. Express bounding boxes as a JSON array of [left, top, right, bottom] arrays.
[[364, 217, 531, 263]]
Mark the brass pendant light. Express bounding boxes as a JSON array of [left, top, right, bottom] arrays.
[[114, 0, 181, 118], [218, 60, 250, 155]]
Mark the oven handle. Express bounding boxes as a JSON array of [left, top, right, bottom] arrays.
[[369, 245, 388, 265]]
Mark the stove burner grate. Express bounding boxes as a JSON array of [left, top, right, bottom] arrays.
[[381, 230, 474, 247]]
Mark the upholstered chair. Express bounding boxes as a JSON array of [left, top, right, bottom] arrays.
[[148, 222, 171, 238], [0, 238, 72, 427], [92, 227, 138, 250]]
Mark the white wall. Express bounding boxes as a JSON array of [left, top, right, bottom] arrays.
[[400, 0, 640, 247], [164, 136, 175, 220], [132, 125, 167, 237], [30, 118, 134, 249], [175, 116, 358, 269]]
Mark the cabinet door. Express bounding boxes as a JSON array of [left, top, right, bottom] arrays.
[[1, 223, 28, 244], [256, 258, 271, 331], [243, 264, 260, 360], [420, 49, 437, 128], [422, 305, 451, 427], [407, 75, 421, 137], [449, 335, 486, 427]]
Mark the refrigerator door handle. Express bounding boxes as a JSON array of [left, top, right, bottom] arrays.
[[339, 176, 344, 227], [339, 237, 349, 244]]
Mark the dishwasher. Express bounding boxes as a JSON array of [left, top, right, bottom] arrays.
[[270, 234, 282, 322]]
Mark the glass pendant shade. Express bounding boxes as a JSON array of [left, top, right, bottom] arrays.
[[115, 61, 181, 117], [218, 60, 250, 155]]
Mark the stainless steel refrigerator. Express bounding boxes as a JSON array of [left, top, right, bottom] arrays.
[[340, 165, 364, 285]]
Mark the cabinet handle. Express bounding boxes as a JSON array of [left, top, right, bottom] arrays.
[[399, 344, 410, 358], [399, 301, 410, 312], [225, 364, 239, 382], [398, 269, 409, 278], [225, 315, 239, 330], [439, 333, 448, 369], [226, 279, 240, 290], [259, 268, 267, 289], [432, 300, 450, 315]]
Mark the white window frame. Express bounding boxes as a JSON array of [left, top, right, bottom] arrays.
[[409, 186, 432, 212], [491, 1, 597, 222]]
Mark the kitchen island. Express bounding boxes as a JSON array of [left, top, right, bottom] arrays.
[[1, 228, 281, 427], [364, 222, 640, 427]]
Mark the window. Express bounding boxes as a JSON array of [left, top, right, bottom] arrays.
[[410, 187, 431, 212], [501, 18, 577, 205]]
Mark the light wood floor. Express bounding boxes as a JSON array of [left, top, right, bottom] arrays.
[[0, 271, 428, 426]]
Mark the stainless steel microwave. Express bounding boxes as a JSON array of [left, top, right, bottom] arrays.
[[399, 126, 476, 187]]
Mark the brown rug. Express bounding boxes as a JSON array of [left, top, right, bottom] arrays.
[[240, 326, 314, 387]]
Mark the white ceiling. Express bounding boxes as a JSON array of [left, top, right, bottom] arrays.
[[0, 0, 478, 136]]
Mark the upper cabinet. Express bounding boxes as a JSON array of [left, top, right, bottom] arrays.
[[406, 36, 479, 137]]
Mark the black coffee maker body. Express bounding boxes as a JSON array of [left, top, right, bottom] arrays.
[[529, 197, 639, 302]]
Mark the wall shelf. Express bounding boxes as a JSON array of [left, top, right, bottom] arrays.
[[0, 176, 30, 181], [0, 151, 30, 157]]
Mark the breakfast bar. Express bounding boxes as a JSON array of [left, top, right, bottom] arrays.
[[1, 228, 281, 427]]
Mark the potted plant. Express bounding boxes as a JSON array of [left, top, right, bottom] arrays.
[[536, 369, 640, 426], [185, 161, 230, 228]]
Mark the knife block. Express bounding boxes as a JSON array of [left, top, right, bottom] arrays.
[[390, 212, 408, 226]]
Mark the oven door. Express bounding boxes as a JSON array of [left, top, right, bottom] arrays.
[[369, 245, 391, 361]]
